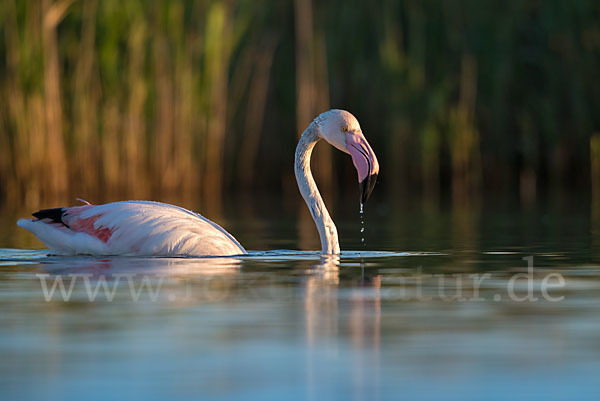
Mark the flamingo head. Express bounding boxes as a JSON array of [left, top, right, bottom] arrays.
[[316, 109, 380, 204]]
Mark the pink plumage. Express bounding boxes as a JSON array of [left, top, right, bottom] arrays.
[[64, 207, 113, 243], [17, 201, 246, 256]]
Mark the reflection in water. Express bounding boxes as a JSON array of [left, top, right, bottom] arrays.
[[36, 255, 242, 277], [304, 255, 383, 400], [348, 271, 382, 401], [305, 255, 340, 346], [9, 255, 243, 306], [593, 202, 600, 261]]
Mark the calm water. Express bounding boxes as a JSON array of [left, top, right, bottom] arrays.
[[1, 197, 599, 400]]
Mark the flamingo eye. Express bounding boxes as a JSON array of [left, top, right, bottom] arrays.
[[341, 125, 348, 132]]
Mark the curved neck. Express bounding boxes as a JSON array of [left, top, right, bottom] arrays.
[[295, 122, 340, 254]]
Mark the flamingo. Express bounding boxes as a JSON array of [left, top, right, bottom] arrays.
[[17, 109, 379, 256]]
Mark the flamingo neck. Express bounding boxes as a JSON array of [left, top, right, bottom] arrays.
[[295, 121, 340, 254]]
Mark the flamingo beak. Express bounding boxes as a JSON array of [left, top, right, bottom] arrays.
[[346, 132, 379, 204], [360, 171, 378, 204]]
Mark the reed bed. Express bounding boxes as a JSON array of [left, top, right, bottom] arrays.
[[0, 0, 597, 209]]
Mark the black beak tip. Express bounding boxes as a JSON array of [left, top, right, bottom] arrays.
[[360, 173, 378, 204]]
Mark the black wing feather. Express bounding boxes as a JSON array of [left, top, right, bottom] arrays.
[[32, 208, 69, 228]]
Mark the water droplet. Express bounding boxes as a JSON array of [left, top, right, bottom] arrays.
[[359, 203, 366, 248]]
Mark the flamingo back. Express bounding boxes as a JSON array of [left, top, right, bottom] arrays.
[[17, 201, 246, 256]]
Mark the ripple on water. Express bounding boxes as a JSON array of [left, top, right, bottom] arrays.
[[0, 248, 49, 266], [0, 248, 441, 266]]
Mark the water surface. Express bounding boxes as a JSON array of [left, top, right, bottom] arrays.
[[1, 199, 599, 400]]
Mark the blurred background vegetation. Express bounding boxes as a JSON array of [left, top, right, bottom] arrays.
[[0, 0, 599, 213]]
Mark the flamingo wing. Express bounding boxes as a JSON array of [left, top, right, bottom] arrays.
[[17, 201, 246, 256]]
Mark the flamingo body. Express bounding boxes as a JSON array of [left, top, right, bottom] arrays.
[[18, 109, 379, 256], [17, 201, 246, 256]]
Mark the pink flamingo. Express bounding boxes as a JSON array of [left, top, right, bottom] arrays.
[[18, 110, 379, 256]]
